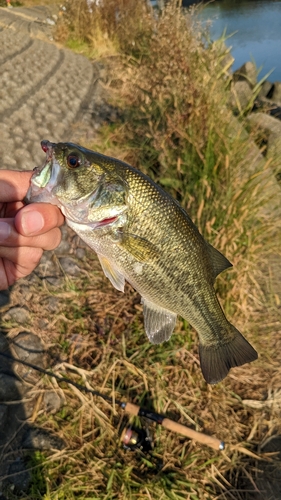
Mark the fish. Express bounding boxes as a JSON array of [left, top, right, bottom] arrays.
[[25, 140, 258, 384]]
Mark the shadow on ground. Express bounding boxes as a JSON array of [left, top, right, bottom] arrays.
[[0, 290, 65, 499]]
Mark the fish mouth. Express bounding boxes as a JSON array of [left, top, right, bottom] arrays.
[[32, 158, 60, 191], [25, 142, 61, 205]]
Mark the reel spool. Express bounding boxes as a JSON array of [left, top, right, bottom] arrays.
[[121, 425, 153, 452]]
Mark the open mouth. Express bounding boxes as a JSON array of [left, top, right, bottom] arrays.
[[24, 155, 61, 205], [32, 156, 61, 193], [31, 160, 52, 189]]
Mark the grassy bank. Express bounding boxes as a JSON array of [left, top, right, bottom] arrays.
[[5, 1, 281, 499], [55, 0, 281, 332]]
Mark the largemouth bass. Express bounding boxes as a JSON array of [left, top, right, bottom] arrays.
[[26, 140, 258, 384]]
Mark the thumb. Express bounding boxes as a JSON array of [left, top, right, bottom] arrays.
[[15, 204, 65, 236]]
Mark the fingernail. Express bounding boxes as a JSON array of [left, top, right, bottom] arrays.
[[21, 211, 44, 235], [0, 222, 11, 240]]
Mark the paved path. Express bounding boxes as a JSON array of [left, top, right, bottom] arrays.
[[0, 5, 101, 170], [0, 7, 107, 492]]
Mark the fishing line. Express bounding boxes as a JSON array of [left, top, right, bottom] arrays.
[[0, 350, 224, 451]]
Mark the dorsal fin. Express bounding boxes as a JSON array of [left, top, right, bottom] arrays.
[[207, 243, 232, 280]]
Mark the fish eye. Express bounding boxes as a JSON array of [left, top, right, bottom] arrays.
[[67, 154, 81, 169]]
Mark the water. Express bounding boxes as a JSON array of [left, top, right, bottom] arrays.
[[197, 0, 281, 83]]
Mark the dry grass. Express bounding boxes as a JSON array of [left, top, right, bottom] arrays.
[[1, 0, 59, 19], [2, 1, 281, 498], [15, 0, 58, 6], [3, 234, 281, 499]]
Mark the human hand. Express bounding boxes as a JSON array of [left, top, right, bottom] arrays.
[[0, 170, 64, 290]]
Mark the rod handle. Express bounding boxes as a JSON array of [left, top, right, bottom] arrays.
[[123, 402, 140, 416], [123, 403, 224, 451], [161, 417, 224, 451]]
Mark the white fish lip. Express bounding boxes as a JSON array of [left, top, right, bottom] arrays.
[[25, 159, 61, 205], [32, 159, 60, 191], [31, 162, 52, 188]]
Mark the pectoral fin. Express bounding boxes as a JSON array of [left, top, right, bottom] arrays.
[[97, 254, 125, 292], [119, 232, 158, 262], [141, 298, 177, 344]]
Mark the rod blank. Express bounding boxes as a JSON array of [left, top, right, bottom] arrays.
[[0, 352, 224, 451]]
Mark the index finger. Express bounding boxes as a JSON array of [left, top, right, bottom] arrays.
[[0, 171, 33, 202]]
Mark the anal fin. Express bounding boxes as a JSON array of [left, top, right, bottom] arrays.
[[97, 254, 125, 292], [141, 298, 177, 344]]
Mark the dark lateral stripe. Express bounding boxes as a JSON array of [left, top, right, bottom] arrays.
[[0, 49, 65, 123]]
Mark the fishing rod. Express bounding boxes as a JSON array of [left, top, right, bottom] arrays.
[[0, 350, 224, 451]]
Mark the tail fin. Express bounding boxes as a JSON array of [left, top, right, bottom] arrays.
[[199, 325, 258, 384]]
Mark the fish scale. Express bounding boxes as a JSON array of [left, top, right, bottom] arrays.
[[26, 140, 258, 384]]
